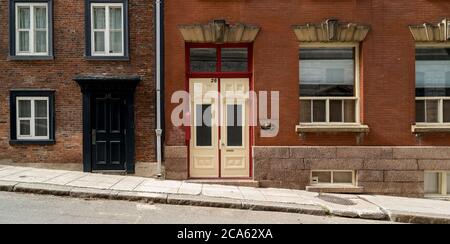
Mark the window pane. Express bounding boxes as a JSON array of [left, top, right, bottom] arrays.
[[35, 119, 48, 137], [312, 171, 332, 184], [18, 100, 31, 118], [34, 100, 47, 117], [300, 48, 355, 97], [221, 48, 248, 72], [300, 100, 311, 123], [34, 7, 47, 29], [190, 48, 217, 72], [312, 100, 326, 122], [426, 100, 439, 123], [109, 7, 122, 29], [196, 104, 212, 147], [444, 100, 450, 123], [93, 7, 106, 29], [35, 30, 47, 53], [416, 48, 450, 97], [329, 100, 343, 122], [227, 104, 243, 147], [416, 100, 425, 123], [19, 31, 30, 52], [333, 172, 353, 184], [18, 7, 30, 29], [344, 100, 356, 123], [94, 32, 105, 52], [110, 31, 123, 53], [424, 172, 440, 194], [19, 120, 31, 136]]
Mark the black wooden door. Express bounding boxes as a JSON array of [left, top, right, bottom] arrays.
[[91, 93, 127, 171]]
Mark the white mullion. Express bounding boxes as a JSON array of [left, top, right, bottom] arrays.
[[105, 6, 110, 54], [310, 99, 314, 123], [439, 98, 444, 124], [325, 98, 330, 123], [29, 5, 34, 54], [30, 99, 36, 138], [341, 99, 345, 122], [442, 173, 448, 196]]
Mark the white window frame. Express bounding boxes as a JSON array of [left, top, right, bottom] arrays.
[[90, 3, 125, 56], [415, 44, 450, 126], [425, 171, 449, 198], [15, 2, 49, 56], [299, 43, 361, 126], [310, 170, 356, 186], [16, 97, 50, 140]]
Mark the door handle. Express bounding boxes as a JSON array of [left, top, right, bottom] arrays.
[[92, 129, 96, 145]]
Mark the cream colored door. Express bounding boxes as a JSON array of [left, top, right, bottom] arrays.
[[189, 78, 219, 178], [220, 79, 250, 178]]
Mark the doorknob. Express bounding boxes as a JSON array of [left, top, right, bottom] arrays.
[[92, 129, 96, 145]]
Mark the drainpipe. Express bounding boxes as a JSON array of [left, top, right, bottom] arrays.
[[155, 0, 164, 177]]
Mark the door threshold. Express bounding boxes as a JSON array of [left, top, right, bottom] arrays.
[[187, 179, 259, 188], [91, 170, 127, 175]]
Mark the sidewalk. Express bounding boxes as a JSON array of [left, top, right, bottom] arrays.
[[0, 165, 449, 224]]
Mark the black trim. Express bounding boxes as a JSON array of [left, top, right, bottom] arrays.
[[9, 90, 56, 145], [84, 0, 130, 60], [8, 0, 54, 60], [74, 75, 140, 173]]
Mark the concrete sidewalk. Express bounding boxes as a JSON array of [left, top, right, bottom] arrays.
[[0, 165, 449, 224]]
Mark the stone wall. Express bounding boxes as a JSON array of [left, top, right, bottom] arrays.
[[254, 146, 450, 197]]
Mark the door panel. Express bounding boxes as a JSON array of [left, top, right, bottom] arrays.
[[92, 93, 126, 171], [189, 78, 250, 179], [220, 79, 250, 178], [190, 79, 219, 178]]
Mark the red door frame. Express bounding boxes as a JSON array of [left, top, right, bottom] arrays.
[[185, 43, 254, 179]]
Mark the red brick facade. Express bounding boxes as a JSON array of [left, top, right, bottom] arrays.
[[0, 0, 156, 173], [164, 0, 450, 196]]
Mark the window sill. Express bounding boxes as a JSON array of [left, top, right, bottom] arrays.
[[296, 124, 370, 134], [306, 185, 364, 194], [425, 195, 450, 201], [8, 55, 54, 61], [10, 140, 56, 146], [85, 56, 130, 61], [412, 125, 450, 134]]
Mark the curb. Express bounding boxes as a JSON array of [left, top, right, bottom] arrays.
[[4, 180, 448, 224]]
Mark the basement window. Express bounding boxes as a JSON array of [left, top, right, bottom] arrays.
[[425, 171, 449, 197], [311, 170, 355, 186]]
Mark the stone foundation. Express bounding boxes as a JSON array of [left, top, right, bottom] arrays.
[[164, 146, 188, 180], [253, 146, 450, 197]]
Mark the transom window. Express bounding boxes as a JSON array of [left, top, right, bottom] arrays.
[[16, 97, 49, 140], [15, 2, 49, 56], [425, 171, 449, 197], [91, 3, 124, 56], [416, 47, 450, 124], [188, 45, 250, 73], [299, 45, 359, 124]]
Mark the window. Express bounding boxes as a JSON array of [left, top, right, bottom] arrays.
[[9, 0, 53, 58], [86, 1, 128, 59], [416, 48, 450, 124], [311, 170, 355, 185], [10, 91, 55, 144], [424, 171, 449, 196], [188, 45, 250, 73], [299, 45, 359, 124]]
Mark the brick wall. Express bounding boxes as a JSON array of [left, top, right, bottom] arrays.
[[0, 0, 156, 168], [164, 0, 450, 147]]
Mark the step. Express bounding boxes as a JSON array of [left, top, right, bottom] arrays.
[[186, 179, 260, 188]]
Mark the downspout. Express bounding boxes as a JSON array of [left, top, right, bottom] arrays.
[[155, 0, 164, 177]]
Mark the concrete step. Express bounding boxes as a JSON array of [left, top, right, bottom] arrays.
[[186, 179, 260, 188]]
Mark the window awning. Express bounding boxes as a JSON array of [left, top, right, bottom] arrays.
[[409, 19, 450, 42], [292, 19, 370, 42], [178, 19, 260, 43]]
